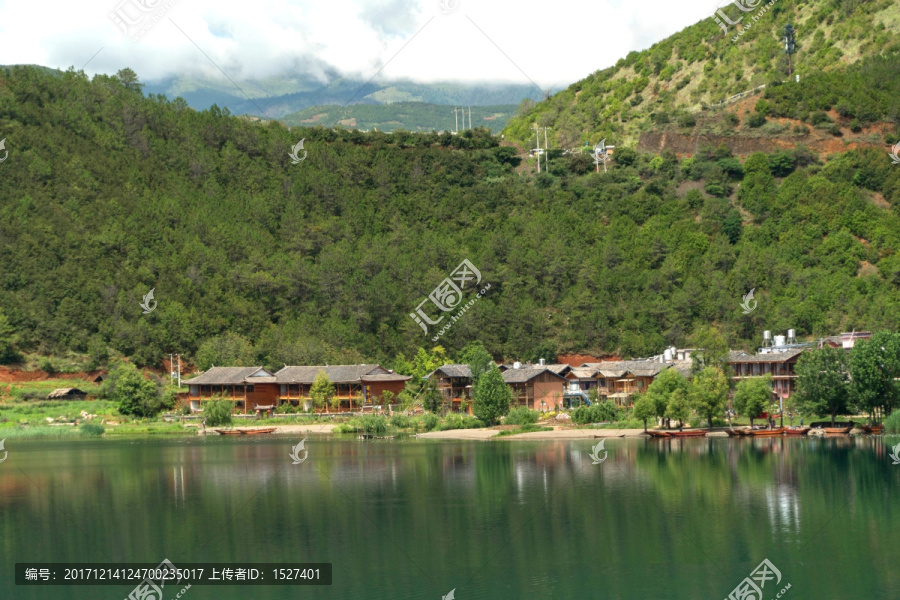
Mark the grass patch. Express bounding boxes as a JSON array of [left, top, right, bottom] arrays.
[[0, 425, 88, 439]]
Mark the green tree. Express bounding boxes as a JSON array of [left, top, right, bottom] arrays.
[[689, 366, 729, 429], [473, 364, 511, 425], [632, 393, 656, 432], [665, 388, 692, 430], [310, 370, 336, 411], [732, 375, 772, 426], [115, 68, 143, 93], [0, 310, 22, 364], [690, 326, 730, 374], [195, 333, 255, 371], [849, 331, 900, 422], [645, 367, 690, 428], [795, 347, 851, 426], [103, 362, 163, 418], [204, 398, 234, 427], [457, 341, 493, 387]]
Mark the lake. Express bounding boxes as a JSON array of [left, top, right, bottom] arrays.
[[0, 435, 898, 599]]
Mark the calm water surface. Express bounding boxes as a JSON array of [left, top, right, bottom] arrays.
[[1, 435, 898, 599]]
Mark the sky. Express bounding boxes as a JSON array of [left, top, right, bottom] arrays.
[[0, 0, 719, 89]]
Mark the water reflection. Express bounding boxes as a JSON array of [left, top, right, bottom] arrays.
[[0, 436, 897, 600]]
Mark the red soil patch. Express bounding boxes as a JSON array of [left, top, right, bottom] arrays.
[[0, 367, 105, 383]]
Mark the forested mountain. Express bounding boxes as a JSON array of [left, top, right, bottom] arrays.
[[504, 0, 900, 148], [1, 12, 900, 371]]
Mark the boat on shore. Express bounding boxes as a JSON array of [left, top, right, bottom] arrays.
[[821, 425, 852, 434], [669, 430, 707, 438], [646, 430, 671, 438], [749, 427, 785, 437], [215, 428, 277, 435], [860, 424, 884, 434], [784, 427, 811, 436]]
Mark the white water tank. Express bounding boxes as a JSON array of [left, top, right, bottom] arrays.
[[513, 361, 522, 369], [763, 330, 772, 346], [664, 349, 673, 362], [539, 358, 545, 366], [774, 335, 786, 347], [787, 329, 796, 343]]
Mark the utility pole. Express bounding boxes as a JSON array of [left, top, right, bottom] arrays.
[[535, 125, 541, 173], [783, 24, 796, 79], [177, 354, 182, 388], [468, 106, 472, 130], [169, 354, 174, 386], [543, 127, 550, 172], [454, 107, 459, 134]]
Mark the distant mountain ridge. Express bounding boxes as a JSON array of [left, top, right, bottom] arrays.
[[280, 102, 519, 133], [143, 73, 544, 120]]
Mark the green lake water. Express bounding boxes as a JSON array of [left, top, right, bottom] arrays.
[[1, 435, 898, 599]]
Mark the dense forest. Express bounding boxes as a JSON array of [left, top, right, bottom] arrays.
[[505, 0, 900, 147], [1, 52, 899, 370]]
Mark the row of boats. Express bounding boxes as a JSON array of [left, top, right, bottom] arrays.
[[646, 423, 884, 438]]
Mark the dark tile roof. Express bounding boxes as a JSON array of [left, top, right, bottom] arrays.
[[275, 365, 387, 384], [727, 349, 805, 363], [183, 367, 274, 385], [502, 367, 566, 384], [429, 364, 473, 379], [360, 373, 412, 382]]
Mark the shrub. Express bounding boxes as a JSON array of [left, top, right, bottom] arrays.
[[175, 399, 191, 416], [204, 399, 234, 427], [276, 401, 296, 414], [505, 407, 539, 426], [810, 111, 831, 125], [79, 423, 104, 437], [747, 112, 767, 128], [850, 119, 862, 133], [723, 112, 740, 127], [357, 415, 387, 435], [420, 413, 439, 431], [389, 414, 410, 429], [677, 113, 696, 128], [570, 402, 619, 425], [885, 410, 900, 434]]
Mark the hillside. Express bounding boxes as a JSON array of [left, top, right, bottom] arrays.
[[504, 0, 900, 149], [280, 102, 518, 133], [0, 65, 899, 372]]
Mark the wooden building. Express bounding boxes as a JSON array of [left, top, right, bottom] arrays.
[[183, 367, 279, 413], [567, 361, 692, 407], [502, 367, 566, 411], [275, 365, 409, 412], [429, 364, 475, 413], [727, 349, 804, 400]]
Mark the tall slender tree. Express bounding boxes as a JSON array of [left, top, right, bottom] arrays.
[[795, 347, 851, 426]]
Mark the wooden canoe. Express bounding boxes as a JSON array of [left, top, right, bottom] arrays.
[[749, 427, 785, 437], [215, 428, 276, 435], [861, 424, 884, 434], [669, 430, 707, 438], [822, 426, 852, 434], [646, 430, 672, 438], [784, 427, 811, 436]]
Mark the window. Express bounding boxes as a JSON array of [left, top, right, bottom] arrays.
[[246, 385, 254, 393]]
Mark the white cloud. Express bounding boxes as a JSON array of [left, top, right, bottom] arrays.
[[0, 0, 717, 87]]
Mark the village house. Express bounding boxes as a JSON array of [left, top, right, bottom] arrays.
[[183, 364, 409, 414], [502, 366, 567, 411], [429, 364, 476, 413], [183, 366, 280, 413], [276, 365, 409, 412]]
